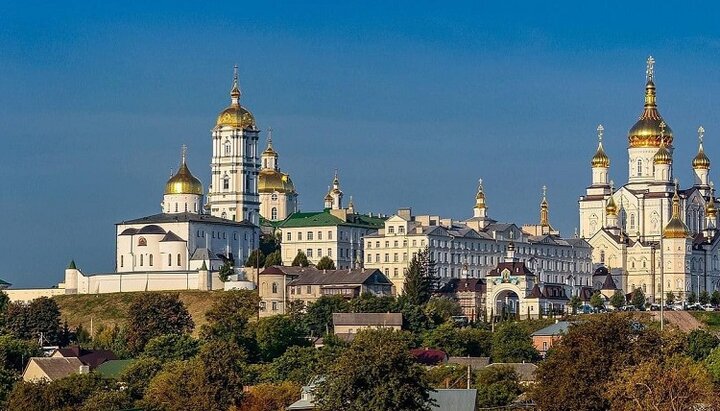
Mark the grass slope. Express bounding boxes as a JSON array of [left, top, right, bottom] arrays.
[[54, 291, 227, 335], [690, 311, 720, 332]]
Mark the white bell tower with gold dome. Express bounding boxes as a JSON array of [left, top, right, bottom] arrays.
[[206, 66, 261, 225], [162, 145, 204, 214], [258, 128, 298, 221]]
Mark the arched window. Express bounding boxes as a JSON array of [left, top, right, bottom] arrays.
[[149, 254, 153, 266], [600, 250, 605, 263], [223, 175, 230, 190], [177, 254, 181, 266], [168, 254, 172, 266], [221, 211, 227, 219], [630, 213, 635, 228], [138, 237, 147, 246], [140, 254, 144, 266], [175, 203, 178, 212], [184, 203, 188, 212], [271, 207, 278, 220], [637, 159, 642, 176], [224, 141, 232, 156], [120, 255, 124, 268], [272, 282, 278, 293], [271, 193, 278, 201]]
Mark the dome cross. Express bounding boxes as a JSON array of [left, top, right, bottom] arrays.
[[646, 56, 655, 82]]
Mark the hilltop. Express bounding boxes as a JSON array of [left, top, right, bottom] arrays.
[[54, 291, 228, 335]]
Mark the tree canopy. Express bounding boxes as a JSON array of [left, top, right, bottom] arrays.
[[126, 293, 194, 354], [291, 251, 309, 267]]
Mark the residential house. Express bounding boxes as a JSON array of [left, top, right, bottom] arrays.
[[485, 363, 538, 385], [52, 347, 116, 370], [332, 312, 402, 341], [23, 357, 87, 382], [531, 321, 571, 358], [437, 278, 486, 321]]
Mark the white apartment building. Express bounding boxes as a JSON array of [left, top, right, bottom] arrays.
[[363, 182, 592, 294]]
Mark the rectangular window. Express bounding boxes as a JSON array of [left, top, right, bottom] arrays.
[[376, 253, 380, 262], [412, 240, 417, 247], [388, 226, 395, 234], [394, 241, 398, 247], [307, 249, 313, 258], [308, 232, 313, 240], [328, 231, 332, 240], [367, 254, 372, 262], [286, 232, 292, 241], [399, 226, 405, 234], [328, 248, 332, 257], [307, 286, 312, 294], [318, 249, 322, 257], [298, 232, 302, 241], [384, 253, 389, 263], [318, 231, 323, 240], [394, 253, 399, 262]]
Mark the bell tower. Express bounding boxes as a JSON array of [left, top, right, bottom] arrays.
[[206, 66, 261, 225]]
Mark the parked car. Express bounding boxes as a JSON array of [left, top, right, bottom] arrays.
[[687, 303, 704, 311], [620, 305, 637, 312], [671, 303, 685, 311], [703, 304, 716, 312], [649, 304, 661, 311]]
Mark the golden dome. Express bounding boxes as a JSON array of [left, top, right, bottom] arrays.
[[663, 189, 690, 239], [628, 58, 673, 148], [216, 66, 256, 129], [165, 162, 203, 195], [706, 197, 717, 218], [475, 179, 487, 208], [693, 128, 710, 169], [258, 169, 295, 194], [653, 143, 672, 165], [606, 195, 617, 216], [591, 142, 610, 168]]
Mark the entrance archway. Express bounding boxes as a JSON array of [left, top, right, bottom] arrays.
[[494, 289, 520, 320]]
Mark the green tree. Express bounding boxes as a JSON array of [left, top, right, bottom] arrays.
[[610, 290, 626, 309], [92, 324, 131, 359], [422, 322, 464, 355], [685, 329, 720, 361], [314, 329, 432, 411], [424, 296, 462, 325], [255, 315, 308, 362], [218, 260, 234, 282], [315, 256, 336, 270], [711, 290, 720, 306], [142, 333, 200, 362], [532, 314, 665, 411], [6, 297, 62, 344], [0, 335, 41, 372], [80, 389, 133, 411], [264, 249, 282, 267], [119, 356, 163, 401], [0, 367, 17, 407], [568, 295, 582, 314], [475, 365, 523, 408], [348, 293, 396, 313], [238, 381, 301, 411], [126, 293, 194, 354], [402, 248, 438, 306], [265, 346, 323, 384], [201, 289, 260, 358], [425, 364, 470, 389], [245, 249, 266, 268], [631, 288, 645, 309], [704, 346, 720, 382], [590, 292, 605, 310], [700, 290, 711, 305], [459, 327, 493, 357], [304, 295, 350, 336], [291, 250, 309, 267], [7, 373, 109, 411], [143, 341, 250, 411], [491, 322, 539, 363], [688, 291, 698, 304], [666, 291, 676, 306], [606, 355, 718, 411]]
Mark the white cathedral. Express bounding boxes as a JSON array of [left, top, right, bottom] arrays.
[[579, 57, 720, 303], [59, 67, 296, 295]]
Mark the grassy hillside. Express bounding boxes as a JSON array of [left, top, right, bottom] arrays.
[[690, 311, 720, 332], [54, 291, 227, 335]]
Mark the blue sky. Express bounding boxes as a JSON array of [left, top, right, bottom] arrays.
[[2, 1, 720, 286]]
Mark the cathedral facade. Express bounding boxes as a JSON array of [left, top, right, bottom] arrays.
[[579, 57, 720, 303]]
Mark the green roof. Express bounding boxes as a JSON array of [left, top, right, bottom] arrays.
[[96, 359, 135, 379], [279, 210, 386, 229]]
